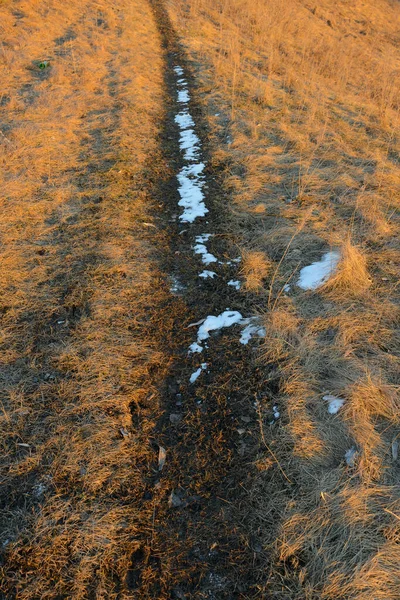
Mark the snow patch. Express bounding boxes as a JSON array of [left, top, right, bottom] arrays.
[[298, 251, 340, 290], [228, 280, 241, 290], [199, 270, 217, 279], [175, 111, 195, 129], [190, 362, 207, 384], [178, 89, 190, 103], [178, 129, 201, 160], [178, 177, 208, 223], [193, 243, 217, 265], [189, 342, 203, 354], [190, 313, 266, 352], [195, 233, 212, 243], [239, 320, 266, 345], [197, 311, 244, 342], [324, 394, 345, 414]]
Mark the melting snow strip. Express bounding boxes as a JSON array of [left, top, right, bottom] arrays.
[[178, 89, 190, 103], [193, 234, 217, 265], [189, 342, 203, 354], [173, 67, 265, 376], [175, 65, 208, 223], [298, 251, 340, 290]]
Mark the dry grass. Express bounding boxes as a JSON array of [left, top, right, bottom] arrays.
[[169, 0, 400, 597], [0, 0, 168, 597], [240, 249, 272, 292], [324, 239, 371, 297]]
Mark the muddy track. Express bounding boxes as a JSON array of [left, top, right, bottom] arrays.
[[128, 2, 289, 598]]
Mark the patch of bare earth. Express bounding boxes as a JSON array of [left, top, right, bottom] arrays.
[[168, 0, 400, 598]]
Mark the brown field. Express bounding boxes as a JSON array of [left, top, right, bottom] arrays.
[[0, 0, 169, 597], [1, 0, 399, 597]]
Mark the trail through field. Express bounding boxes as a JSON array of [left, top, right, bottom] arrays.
[[125, 2, 289, 598]]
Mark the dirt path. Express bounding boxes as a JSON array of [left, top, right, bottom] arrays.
[[128, 2, 289, 598]]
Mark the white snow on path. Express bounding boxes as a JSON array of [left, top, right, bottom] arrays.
[[190, 363, 207, 383], [175, 65, 208, 223], [178, 132, 201, 161], [193, 243, 217, 266], [189, 342, 203, 354], [190, 312, 265, 354], [195, 233, 212, 243], [298, 251, 340, 290], [175, 112, 194, 129], [197, 311, 244, 343], [178, 89, 190, 103]]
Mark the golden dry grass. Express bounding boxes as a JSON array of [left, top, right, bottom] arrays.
[[169, 0, 400, 596], [240, 250, 272, 292], [0, 0, 168, 597]]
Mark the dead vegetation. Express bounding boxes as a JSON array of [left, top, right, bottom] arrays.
[[240, 250, 272, 292], [0, 0, 170, 597], [169, 0, 400, 596]]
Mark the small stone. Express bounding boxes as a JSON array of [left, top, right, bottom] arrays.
[[392, 440, 398, 461], [169, 413, 182, 424], [168, 490, 182, 508]]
